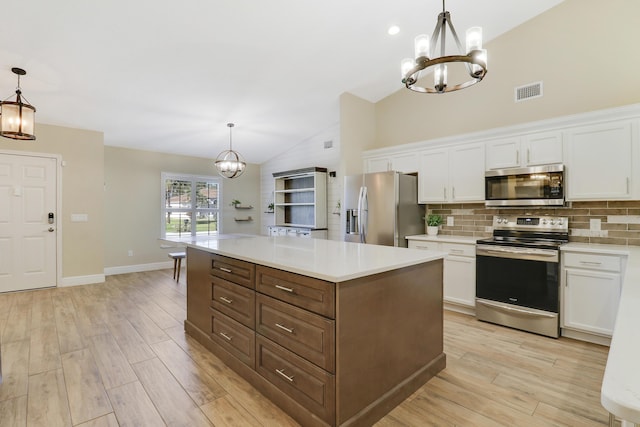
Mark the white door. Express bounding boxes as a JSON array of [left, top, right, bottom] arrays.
[[0, 153, 57, 292]]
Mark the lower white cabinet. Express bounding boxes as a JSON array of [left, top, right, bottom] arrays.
[[562, 251, 624, 338], [408, 239, 476, 311]]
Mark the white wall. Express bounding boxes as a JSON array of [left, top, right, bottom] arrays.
[[260, 123, 342, 241]]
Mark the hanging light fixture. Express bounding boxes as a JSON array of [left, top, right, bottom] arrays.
[[401, 0, 487, 94], [214, 123, 246, 179], [0, 67, 36, 140]]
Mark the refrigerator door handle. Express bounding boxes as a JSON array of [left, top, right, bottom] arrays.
[[360, 186, 368, 243], [357, 186, 364, 240]]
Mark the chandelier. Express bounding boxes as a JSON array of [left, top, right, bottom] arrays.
[[0, 67, 36, 140], [214, 123, 246, 179], [401, 0, 487, 94]]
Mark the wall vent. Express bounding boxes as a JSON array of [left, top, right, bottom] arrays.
[[323, 140, 333, 149], [515, 81, 543, 102]]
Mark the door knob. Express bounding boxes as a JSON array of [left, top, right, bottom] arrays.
[[48, 227, 54, 232]]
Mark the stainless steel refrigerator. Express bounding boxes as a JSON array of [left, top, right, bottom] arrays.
[[344, 171, 424, 247]]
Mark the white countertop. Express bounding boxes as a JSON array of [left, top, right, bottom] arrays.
[[561, 244, 640, 423], [405, 234, 479, 244], [170, 235, 445, 282]]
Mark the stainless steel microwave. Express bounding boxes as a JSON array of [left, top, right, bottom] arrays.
[[485, 164, 564, 207]]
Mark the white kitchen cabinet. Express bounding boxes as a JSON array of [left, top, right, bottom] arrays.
[[408, 239, 476, 313], [418, 143, 484, 204], [565, 120, 635, 200], [562, 251, 623, 338], [365, 151, 419, 174], [485, 131, 562, 170]]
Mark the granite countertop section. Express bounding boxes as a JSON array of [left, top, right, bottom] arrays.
[[406, 234, 479, 244], [563, 243, 640, 422], [172, 235, 445, 283]]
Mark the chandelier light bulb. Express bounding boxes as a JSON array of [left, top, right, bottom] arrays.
[[401, 58, 414, 79], [466, 26, 483, 53], [414, 34, 430, 59]]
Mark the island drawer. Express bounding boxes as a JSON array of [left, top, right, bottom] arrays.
[[256, 294, 335, 373], [564, 252, 622, 272], [210, 309, 255, 368], [256, 335, 335, 424], [211, 276, 255, 328], [211, 254, 255, 289], [256, 265, 335, 318]]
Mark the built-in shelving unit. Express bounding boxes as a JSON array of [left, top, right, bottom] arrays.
[[273, 167, 327, 229]]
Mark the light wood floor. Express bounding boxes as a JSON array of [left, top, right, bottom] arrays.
[[0, 269, 613, 426]]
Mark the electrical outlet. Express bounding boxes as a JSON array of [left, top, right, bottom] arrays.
[[128, 250, 133, 257], [446, 216, 454, 226], [590, 219, 601, 231]]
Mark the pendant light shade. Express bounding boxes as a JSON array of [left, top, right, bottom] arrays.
[[214, 123, 246, 179], [0, 67, 36, 140]]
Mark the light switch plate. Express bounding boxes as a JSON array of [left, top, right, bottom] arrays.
[[446, 216, 454, 226]]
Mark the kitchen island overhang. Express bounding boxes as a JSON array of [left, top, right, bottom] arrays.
[[182, 235, 446, 427]]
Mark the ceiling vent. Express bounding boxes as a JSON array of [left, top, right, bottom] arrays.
[[515, 81, 543, 102]]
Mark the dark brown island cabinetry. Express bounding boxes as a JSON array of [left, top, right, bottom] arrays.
[[185, 246, 445, 427]]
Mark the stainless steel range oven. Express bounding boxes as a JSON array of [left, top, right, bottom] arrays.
[[475, 215, 568, 338]]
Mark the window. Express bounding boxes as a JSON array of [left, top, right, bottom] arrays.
[[161, 173, 221, 238]]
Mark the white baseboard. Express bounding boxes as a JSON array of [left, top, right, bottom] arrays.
[[444, 301, 476, 316], [561, 328, 611, 346], [104, 261, 177, 276], [59, 274, 106, 287]]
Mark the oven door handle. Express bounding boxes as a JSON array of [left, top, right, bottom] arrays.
[[476, 299, 557, 319]]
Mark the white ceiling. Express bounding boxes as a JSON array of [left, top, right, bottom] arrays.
[[2, 0, 563, 164]]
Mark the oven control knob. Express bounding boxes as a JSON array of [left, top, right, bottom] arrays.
[[541, 219, 547, 225], [549, 219, 556, 225], [558, 219, 564, 225]]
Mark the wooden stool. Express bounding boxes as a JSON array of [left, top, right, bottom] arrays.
[[168, 252, 186, 281]]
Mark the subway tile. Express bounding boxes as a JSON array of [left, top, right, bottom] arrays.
[[572, 201, 609, 208], [591, 237, 628, 245], [568, 236, 590, 243], [607, 201, 640, 208], [601, 223, 628, 231], [589, 208, 628, 215]]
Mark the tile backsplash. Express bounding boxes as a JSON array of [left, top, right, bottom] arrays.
[[427, 201, 640, 246]]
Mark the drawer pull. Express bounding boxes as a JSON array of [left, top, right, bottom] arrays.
[[219, 267, 233, 273], [275, 284, 294, 293], [275, 323, 294, 334], [580, 261, 602, 265], [219, 296, 233, 304], [276, 368, 295, 382], [449, 249, 464, 254], [219, 332, 232, 341]]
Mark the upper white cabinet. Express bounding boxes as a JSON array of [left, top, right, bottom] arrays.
[[565, 120, 635, 200], [365, 151, 419, 174], [419, 143, 484, 204], [485, 131, 563, 170]]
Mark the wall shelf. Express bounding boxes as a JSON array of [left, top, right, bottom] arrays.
[[234, 216, 253, 222], [234, 205, 253, 209], [273, 167, 327, 229]]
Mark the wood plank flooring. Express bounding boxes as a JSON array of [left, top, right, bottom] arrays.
[[0, 269, 614, 426]]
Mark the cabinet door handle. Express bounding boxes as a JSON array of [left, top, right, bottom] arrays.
[[627, 177, 630, 194], [516, 149, 520, 164], [219, 267, 232, 273], [579, 261, 602, 265], [219, 332, 232, 341], [276, 368, 295, 382], [452, 187, 456, 200], [219, 296, 233, 304], [275, 323, 294, 334], [275, 284, 294, 293], [527, 148, 530, 164], [443, 187, 447, 200]]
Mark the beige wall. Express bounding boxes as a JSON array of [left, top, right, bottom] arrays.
[[372, 0, 640, 150], [339, 92, 376, 177], [104, 146, 260, 269], [0, 123, 104, 280]]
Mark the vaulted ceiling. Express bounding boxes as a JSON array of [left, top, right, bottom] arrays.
[[2, 0, 563, 163]]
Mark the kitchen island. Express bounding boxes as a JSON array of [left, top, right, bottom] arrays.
[[182, 235, 446, 427]]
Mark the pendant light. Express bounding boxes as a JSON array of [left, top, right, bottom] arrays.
[[214, 123, 246, 179], [401, 0, 487, 94], [0, 67, 36, 140]]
